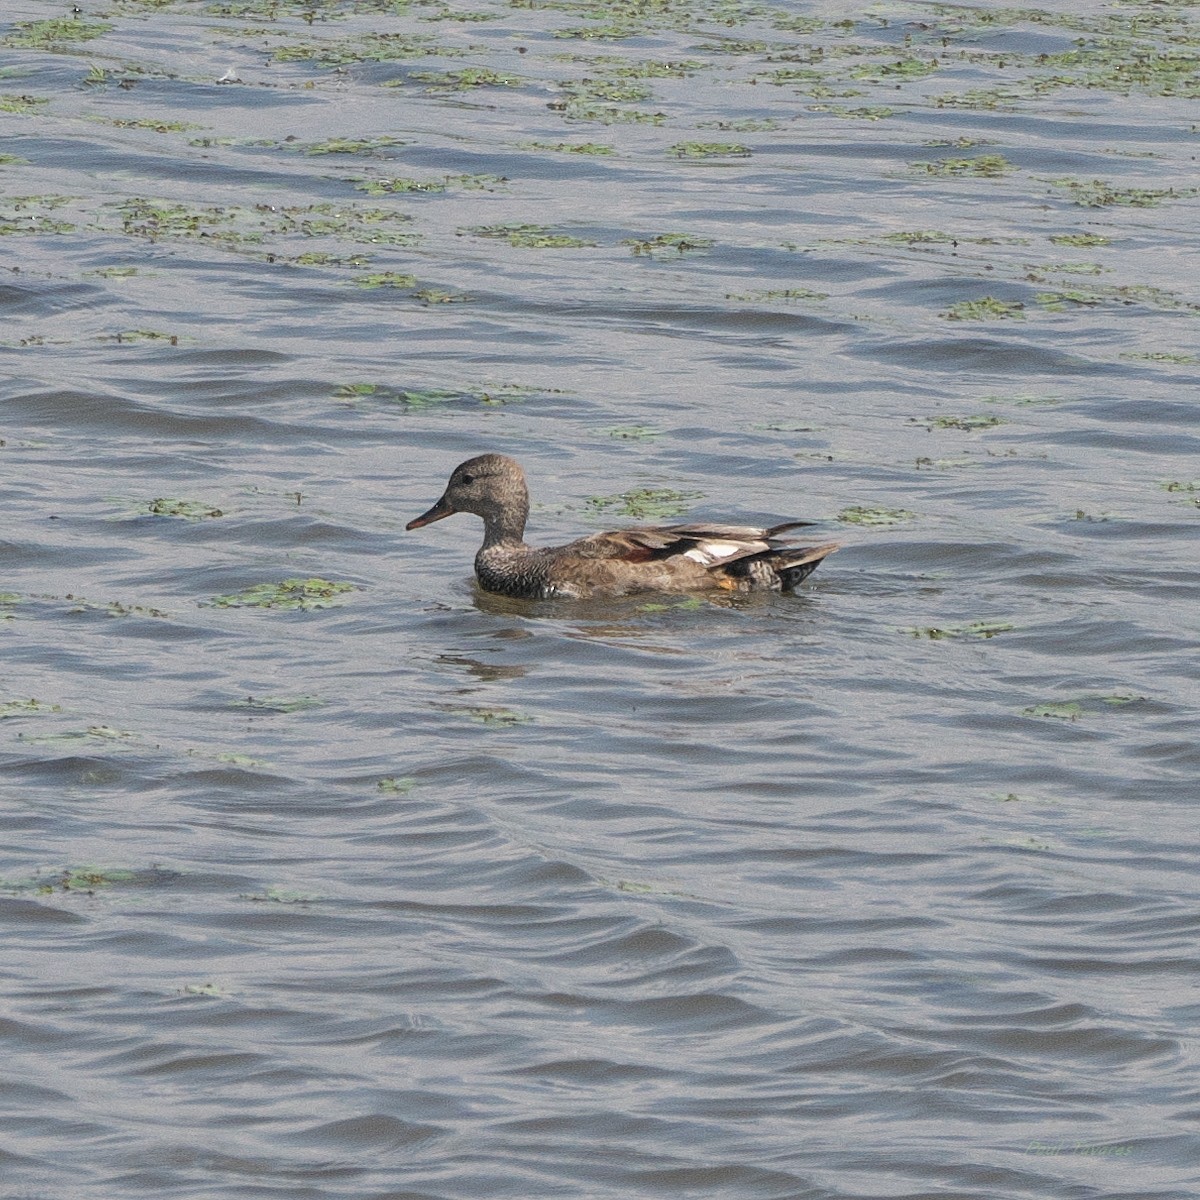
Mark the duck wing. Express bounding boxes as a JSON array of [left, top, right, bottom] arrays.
[[561, 521, 817, 566]]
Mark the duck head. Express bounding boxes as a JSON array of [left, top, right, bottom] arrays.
[[406, 453, 530, 543]]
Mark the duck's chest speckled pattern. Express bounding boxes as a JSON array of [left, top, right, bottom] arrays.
[[475, 546, 558, 600]]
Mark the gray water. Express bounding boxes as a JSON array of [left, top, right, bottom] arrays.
[[2, 0, 1199, 1196]]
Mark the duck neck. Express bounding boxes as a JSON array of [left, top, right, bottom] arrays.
[[480, 494, 528, 549]]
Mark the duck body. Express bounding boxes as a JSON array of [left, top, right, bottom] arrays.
[[406, 454, 839, 600]]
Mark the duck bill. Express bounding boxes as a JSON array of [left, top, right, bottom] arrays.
[[406, 495, 457, 530]]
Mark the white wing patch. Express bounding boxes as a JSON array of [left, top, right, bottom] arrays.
[[684, 539, 759, 566]]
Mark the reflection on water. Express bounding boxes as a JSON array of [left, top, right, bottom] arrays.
[[2, 0, 1199, 1196]]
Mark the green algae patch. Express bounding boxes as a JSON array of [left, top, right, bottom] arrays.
[[353, 271, 419, 288], [0, 865, 169, 896], [415, 67, 524, 88], [0, 95, 49, 115], [837, 506, 915, 527], [941, 297, 1025, 321], [336, 382, 537, 408], [18, 724, 138, 746], [435, 703, 531, 726], [604, 425, 662, 440], [143, 498, 224, 519], [669, 141, 751, 158], [586, 487, 701, 520], [1125, 352, 1197, 365], [209, 578, 357, 610], [637, 596, 705, 613], [378, 776, 416, 793], [906, 620, 1016, 640], [525, 141, 615, 155], [1035, 283, 1200, 315], [1023, 694, 1146, 720], [299, 136, 407, 156], [0, 698, 62, 719], [242, 885, 323, 903], [270, 32, 441, 67], [910, 153, 1013, 177], [623, 232, 714, 257], [229, 695, 323, 713], [1048, 178, 1199, 207], [917, 414, 1005, 432], [1051, 233, 1113, 247], [3, 18, 112, 49], [65, 596, 171, 619], [463, 223, 594, 248], [727, 287, 828, 303], [181, 982, 230, 998]]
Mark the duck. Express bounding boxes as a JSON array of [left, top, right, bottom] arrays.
[[406, 454, 839, 600]]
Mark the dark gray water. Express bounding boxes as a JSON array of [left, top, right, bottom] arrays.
[[3, 0, 1199, 1196]]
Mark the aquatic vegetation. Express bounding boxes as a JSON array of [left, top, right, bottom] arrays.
[[103, 329, 179, 344], [335, 382, 536, 407], [180, 982, 230, 998], [637, 596, 705, 612], [1051, 233, 1113, 247], [434, 703, 531, 726], [604, 425, 662, 439], [300, 135, 408, 155], [881, 230, 957, 245], [413, 288, 471, 303], [1031, 261, 1106, 276], [242, 886, 322, 904], [700, 117, 781, 131], [1122, 351, 1197, 364], [525, 141, 615, 154], [910, 153, 1013, 177], [813, 104, 894, 120], [918, 414, 1005, 432], [0, 698, 62, 718], [551, 98, 666, 124], [849, 55, 940, 82], [353, 271, 419, 288], [623, 232, 714, 257], [1023, 701, 1083, 720], [414, 67, 524, 87], [1036, 283, 1200, 314], [20, 725, 139, 745], [906, 621, 1016, 639], [271, 32, 440, 66], [836, 506, 915, 526], [463, 223, 594, 248], [292, 251, 373, 267], [357, 171, 507, 202], [585, 488, 701, 519], [726, 287, 828, 302], [1023, 694, 1143, 720], [377, 776, 416, 793], [669, 141, 751, 158], [95, 116, 202, 133], [142, 498, 224, 518], [59, 593, 172, 618], [941, 297, 1025, 321], [229, 695, 323, 712], [1048, 177, 1199, 207], [2, 18, 112, 49], [209, 578, 358, 610]]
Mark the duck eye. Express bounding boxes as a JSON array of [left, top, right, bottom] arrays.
[[459, 473, 475, 485]]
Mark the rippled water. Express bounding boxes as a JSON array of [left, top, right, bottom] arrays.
[[3, 0, 1199, 1196]]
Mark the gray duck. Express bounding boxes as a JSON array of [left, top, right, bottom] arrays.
[[406, 453, 839, 600]]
